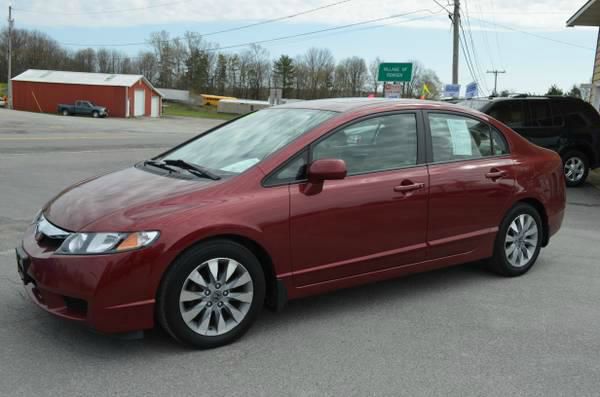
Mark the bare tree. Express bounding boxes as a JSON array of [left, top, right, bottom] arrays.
[[226, 54, 240, 96], [303, 48, 335, 99], [135, 51, 158, 83], [240, 44, 270, 100], [150, 30, 175, 88], [405, 60, 442, 99], [96, 48, 110, 73], [1, 26, 443, 103], [293, 55, 309, 99], [72, 48, 96, 73], [369, 57, 382, 95], [345, 56, 367, 96]]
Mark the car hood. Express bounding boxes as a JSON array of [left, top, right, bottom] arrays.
[[44, 167, 218, 231]]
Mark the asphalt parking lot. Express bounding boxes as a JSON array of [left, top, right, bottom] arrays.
[[2, 109, 600, 396]]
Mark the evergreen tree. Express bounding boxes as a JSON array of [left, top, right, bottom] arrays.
[[273, 55, 296, 98]]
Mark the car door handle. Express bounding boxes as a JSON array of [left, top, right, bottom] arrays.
[[394, 182, 425, 193], [485, 169, 507, 180]]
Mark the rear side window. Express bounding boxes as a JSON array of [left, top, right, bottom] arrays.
[[488, 101, 526, 128], [428, 113, 508, 162], [552, 99, 599, 129], [491, 129, 509, 155], [527, 100, 554, 127]]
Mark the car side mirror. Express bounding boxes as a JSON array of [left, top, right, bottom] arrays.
[[303, 159, 347, 195]]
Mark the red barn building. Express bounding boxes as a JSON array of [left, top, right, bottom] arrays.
[[11, 69, 164, 118]]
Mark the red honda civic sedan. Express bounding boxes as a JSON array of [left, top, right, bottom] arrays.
[[17, 98, 566, 348]]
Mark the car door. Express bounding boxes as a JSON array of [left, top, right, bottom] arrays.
[[287, 112, 429, 286], [74, 101, 85, 115], [424, 111, 516, 260], [81, 102, 93, 115]]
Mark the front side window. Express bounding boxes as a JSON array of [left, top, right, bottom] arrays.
[[429, 113, 509, 162], [264, 151, 308, 186], [312, 113, 418, 175], [161, 109, 336, 175]]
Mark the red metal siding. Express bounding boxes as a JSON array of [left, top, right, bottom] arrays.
[[128, 79, 162, 117], [12, 81, 127, 117]]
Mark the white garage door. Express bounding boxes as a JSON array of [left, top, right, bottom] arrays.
[[134, 89, 145, 116], [151, 96, 160, 118]]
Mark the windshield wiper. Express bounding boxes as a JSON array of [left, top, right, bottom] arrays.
[[144, 160, 178, 173], [163, 159, 222, 181]]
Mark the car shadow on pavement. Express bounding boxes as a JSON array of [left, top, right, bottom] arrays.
[[19, 260, 504, 355]]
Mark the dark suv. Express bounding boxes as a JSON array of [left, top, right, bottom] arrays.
[[460, 96, 600, 187]]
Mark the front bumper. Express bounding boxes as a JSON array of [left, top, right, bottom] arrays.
[[17, 225, 158, 333]]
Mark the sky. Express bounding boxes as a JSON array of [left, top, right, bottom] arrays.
[[1, 0, 597, 95]]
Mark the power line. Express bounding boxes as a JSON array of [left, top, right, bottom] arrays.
[[473, 0, 497, 71], [213, 9, 440, 52], [459, 8, 490, 94], [198, 0, 355, 37], [471, 16, 595, 51], [58, 0, 355, 47], [60, 8, 440, 51], [75, 10, 444, 62], [458, 25, 482, 92], [240, 11, 444, 50], [14, 0, 194, 16], [488, 0, 506, 70], [432, 0, 452, 14]]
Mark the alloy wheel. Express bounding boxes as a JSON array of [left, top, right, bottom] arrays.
[[179, 257, 254, 336], [564, 157, 585, 183], [504, 214, 539, 268]]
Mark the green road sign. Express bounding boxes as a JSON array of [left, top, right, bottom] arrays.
[[378, 63, 413, 82]]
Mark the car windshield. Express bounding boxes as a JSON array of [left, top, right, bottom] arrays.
[[161, 108, 337, 175], [458, 99, 490, 111]]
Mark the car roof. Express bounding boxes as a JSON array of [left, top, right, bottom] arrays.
[[274, 97, 469, 114], [463, 96, 583, 103]]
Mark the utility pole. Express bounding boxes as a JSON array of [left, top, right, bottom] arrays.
[[487, 70, 506, 96], [7, 3, 14, 109], [452, 0, 460, 85]]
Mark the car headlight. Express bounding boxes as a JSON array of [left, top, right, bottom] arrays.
[[57, 231, 159, 255]]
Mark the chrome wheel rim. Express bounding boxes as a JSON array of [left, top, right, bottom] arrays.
[[564, 157, 585, 183], [505, 214, 539, 268], [179, 258, 254, 336]]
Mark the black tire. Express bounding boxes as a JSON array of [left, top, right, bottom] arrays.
[[92, 111, 99, 118], [488, 203, 543, 277], [62, 109, 69, 116], [157, 239, 266, 349], [562, 150, 589, 187]]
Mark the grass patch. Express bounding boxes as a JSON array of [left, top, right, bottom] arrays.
[[0, 83, 7, 97], [163, 102, 237, 120]]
